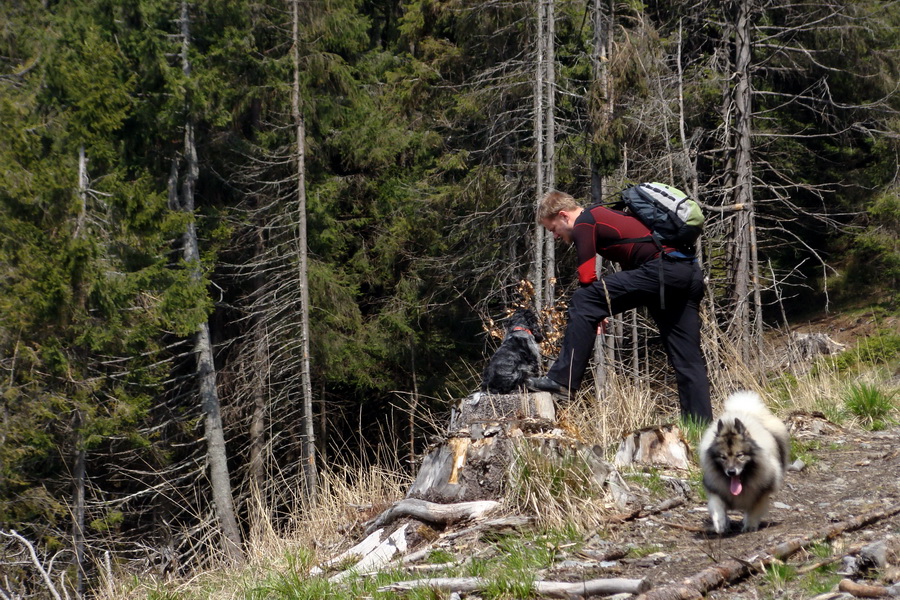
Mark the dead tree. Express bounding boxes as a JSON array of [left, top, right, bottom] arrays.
[[170, 0, 244, 565], [533, 0, 557, 313], [291, 0, 318, 508]]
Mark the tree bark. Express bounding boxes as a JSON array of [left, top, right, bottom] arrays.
[[249, 311, 267, 496], [367, 498, 500, 534], [72, 147, 88, 595], [729, 0, 756, 364], [590, 0, 614, 203]]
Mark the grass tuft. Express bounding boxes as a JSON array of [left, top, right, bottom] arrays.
[[843, 381, 897, 430], [506, 441, 611, 530]]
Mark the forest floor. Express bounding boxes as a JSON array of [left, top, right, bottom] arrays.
[[379, 309, 900, 599], [393, 420, 900, 599], [576, 421, 899, 598]]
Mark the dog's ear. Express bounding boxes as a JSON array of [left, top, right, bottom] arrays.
[[716, 419, 724, 433], [733, 418, 746, 433]]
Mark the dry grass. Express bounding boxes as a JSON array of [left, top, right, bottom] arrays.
[[95, 464, 412, 600], [244, 464, 412, 566]]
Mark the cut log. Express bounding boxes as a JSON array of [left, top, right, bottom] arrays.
[[320, 391, 635, 584], [614, 424, 692, 470], [786, 411, 845, 439], [365, 498, 500, 535], [378, 575, 651, 597]]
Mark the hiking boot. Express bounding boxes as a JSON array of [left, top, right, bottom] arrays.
[[526, 376, 570, 396]]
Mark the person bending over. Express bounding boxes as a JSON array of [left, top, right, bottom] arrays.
[[527, 190, 712, 423]]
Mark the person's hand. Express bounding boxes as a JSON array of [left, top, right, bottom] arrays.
[[597, 318, 609, 335]]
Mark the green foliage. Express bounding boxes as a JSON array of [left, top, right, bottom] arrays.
[[844, 189, 900, 305], [819, 332, 900, 375], [89, 510, 124, 533], [426, 549, 456, 564], [244, 551, 339, 600], [801, 571, 842, 596], [797, 542, 842, 594], [677, 414, 707, 452]]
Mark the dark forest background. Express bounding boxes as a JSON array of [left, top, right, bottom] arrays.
[[1, 0, 898, 592]]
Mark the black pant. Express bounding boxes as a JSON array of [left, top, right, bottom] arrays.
[[546, 257, 712, 422]]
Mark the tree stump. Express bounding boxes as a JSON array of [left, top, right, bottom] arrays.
[[792, 331, 846, 360], [321, 392, 635, 580], [406, 391, 622, 505]]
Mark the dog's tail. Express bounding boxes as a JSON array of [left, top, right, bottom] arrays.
[[724, 390, 768, 414]]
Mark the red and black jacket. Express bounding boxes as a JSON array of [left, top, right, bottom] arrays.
[[572, 204, 674, 285]]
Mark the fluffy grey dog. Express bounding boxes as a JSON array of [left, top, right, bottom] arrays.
[[700, 391, 790, 534], [480, 308, 544, 394]]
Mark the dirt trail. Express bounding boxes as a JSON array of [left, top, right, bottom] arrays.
[[553, 421, 900, 597]]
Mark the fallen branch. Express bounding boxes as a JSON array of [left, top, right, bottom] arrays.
[[400, 515, 534, 566], [637, 502, 900, 600], [379, 575, 650, 597], [439, 515, 533, 543], [796, 542, 865, 575], [838, 579, 891, 598], [311, 524, 410, 580], [0, 530, 63, 600], [576, 546, 629, 562], [366, 498, 500, 534], [329, 524, 410, 582]]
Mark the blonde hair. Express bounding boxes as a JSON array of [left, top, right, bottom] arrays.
[[538, 190, 581, 222]]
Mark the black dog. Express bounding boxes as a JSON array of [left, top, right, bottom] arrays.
[[480, 308, 544, 394]]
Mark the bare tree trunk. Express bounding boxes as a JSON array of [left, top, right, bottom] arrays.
[[408, 335, 418, 470], [249, 230, 268, 502], [249, 313, 267, 491], [533, 0, 546, 313], [590, 0, 614, 203], [72, 146, 88, 595], [176, 0, 244, 564], [318, 381, 328, 467], [292, 0, 318, 506], [542, 0, 556, 310], [631, 310, 639, 382], [730, 0, 755, 364], [72, 411, 85, 596]]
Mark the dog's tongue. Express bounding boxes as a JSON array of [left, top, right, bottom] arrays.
[[730, 476, 743, 496]]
